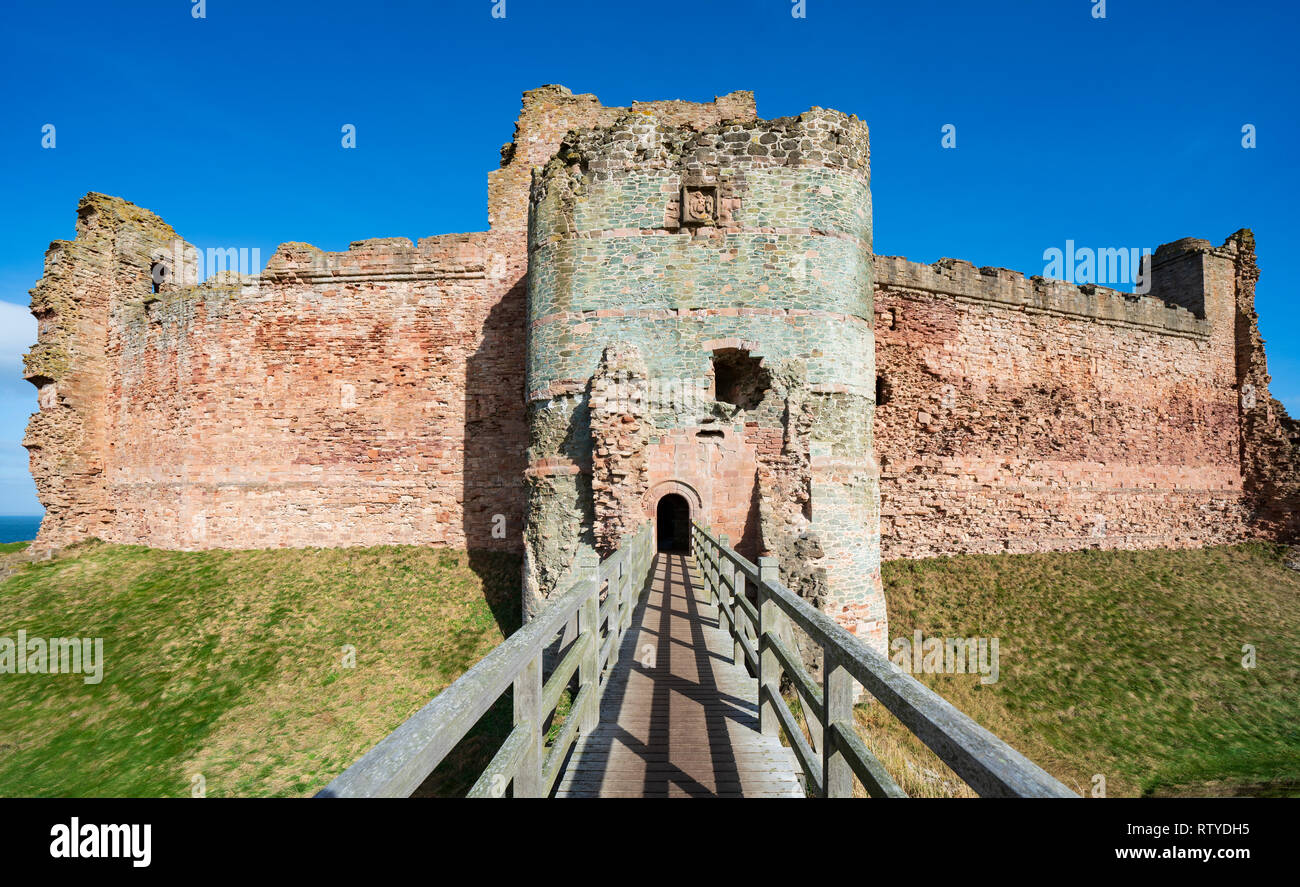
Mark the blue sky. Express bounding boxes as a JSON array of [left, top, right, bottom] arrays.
[[1, 0, 1297, 516]]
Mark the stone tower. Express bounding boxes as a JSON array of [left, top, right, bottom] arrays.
[[521, 105, 886, 653]]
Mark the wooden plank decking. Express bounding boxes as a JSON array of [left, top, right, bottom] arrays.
[[555, 552, 804, 798]]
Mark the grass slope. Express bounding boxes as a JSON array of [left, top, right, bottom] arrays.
[[0, 542, 519, 797], [863, 543, 1300, 797], [3, 539, 1297, 798]]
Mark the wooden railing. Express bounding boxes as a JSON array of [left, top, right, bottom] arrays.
[[317, 523, 655, 798], [690, 521, 1077, 798]]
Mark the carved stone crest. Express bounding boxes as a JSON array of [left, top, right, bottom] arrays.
[[681, 185, 718, 226]]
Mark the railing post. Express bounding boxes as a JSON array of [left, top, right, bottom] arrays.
[[713, 539, 722, 599], [627, 526, 643, 629], [695, 524, 706, 583], [513, 651, 543, 797], [700, 526, 715, 605], [718, 532, 733, 640], [636, 523, 649, 612], [724, 541, 743, 666], [616, 558, 629, 636], [734, 605, 746, 666], [824, 647, 853, 798], [698, 526, 708, 597], [712, 533, 721, 600], [577, 550, 600, 733], [758, 555, 779, 737], [702, 525, 712, 587]]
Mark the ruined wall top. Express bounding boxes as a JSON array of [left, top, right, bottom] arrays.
[[503, 84, 758, 167], [874, 252, 1212, 338], [259, 232, 497, 284], [488, 85, 759, 235], [531, 105, 869, 192], [72, 191, 181, 241]]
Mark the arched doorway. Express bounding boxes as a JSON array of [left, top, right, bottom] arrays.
[[656, 493, 690, 553]]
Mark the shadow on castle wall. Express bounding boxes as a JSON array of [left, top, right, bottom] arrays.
[[462, 272, 529, 637]]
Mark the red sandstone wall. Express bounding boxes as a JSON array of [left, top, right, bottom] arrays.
[[98, 233, 527, 550], [1226, 230, 1300, 542], [873, 251, 1251, 559], [25, 195, 183, 549]]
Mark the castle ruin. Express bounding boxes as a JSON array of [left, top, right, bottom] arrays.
[[22, 86, 1300, 651]]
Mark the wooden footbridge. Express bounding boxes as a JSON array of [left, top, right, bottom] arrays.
[[318, 521, 1075, 799], [554, 551, 802, 797]]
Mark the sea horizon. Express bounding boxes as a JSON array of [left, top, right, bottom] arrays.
[[0, 514, 43, 544]]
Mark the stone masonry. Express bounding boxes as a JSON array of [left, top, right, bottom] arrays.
[[22, 85, 1300, 646], [523, 101, 882, 648]]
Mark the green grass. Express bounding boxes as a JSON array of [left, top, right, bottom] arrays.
[[862, 543, 1300, 797], [0, 541, 520, 797], [5, 538, 1297, 798]]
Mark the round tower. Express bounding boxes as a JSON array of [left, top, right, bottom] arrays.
[[522, 105, 885, 654]]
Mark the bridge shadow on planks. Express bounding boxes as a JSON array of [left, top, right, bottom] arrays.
[[555, 553, 804, 798]]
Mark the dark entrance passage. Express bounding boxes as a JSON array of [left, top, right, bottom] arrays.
[[656, 494, 690, 553]]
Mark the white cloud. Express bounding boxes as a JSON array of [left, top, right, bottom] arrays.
[[0, 300, 36, 374]]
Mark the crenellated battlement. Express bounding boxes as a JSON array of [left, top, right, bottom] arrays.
[[260, 232, 498, 284], [536, 106, 869, 181], [874, 253, 1210, 338]]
